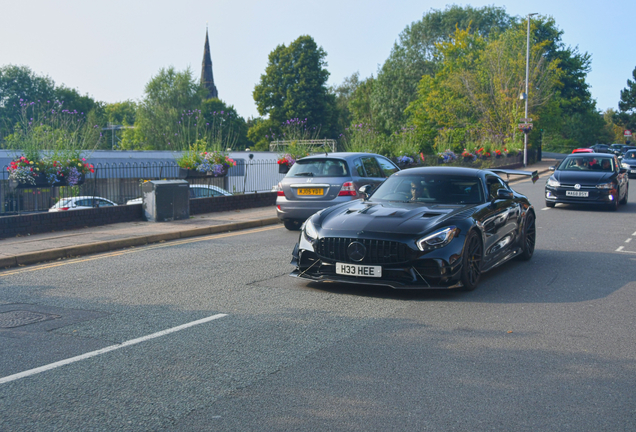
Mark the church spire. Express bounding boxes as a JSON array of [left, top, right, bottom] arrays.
[[201, 27, 218, 99]]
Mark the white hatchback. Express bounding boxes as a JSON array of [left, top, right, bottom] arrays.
[[49, 196, 117, 212]]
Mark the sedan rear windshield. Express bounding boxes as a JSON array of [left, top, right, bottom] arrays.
[[558, 157, 615, 171], [371, 175, 483, 204], [287, 159, 349, 177]]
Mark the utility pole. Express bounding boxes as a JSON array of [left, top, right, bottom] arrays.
[[523, 13, 538, 167]]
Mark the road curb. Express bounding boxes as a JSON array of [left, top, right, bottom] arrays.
[[1, 217, 282, 270]]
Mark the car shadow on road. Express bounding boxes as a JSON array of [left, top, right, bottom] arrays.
[[303, 248, 636, 304]]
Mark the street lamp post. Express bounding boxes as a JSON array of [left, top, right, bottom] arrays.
[[523, 13, 538, 167]]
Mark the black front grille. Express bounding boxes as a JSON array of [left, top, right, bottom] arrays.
[[315, 237, 410, 264]]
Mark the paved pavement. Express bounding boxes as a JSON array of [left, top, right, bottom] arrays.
[[0, 159, 556, 269]]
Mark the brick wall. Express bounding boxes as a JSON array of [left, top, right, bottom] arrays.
[[0, 192, 277, 240]]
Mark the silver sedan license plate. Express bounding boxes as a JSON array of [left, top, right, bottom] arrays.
[[566, 190, 588, 197], [336, 262, 382, 277]]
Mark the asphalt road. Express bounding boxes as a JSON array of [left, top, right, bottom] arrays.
[[1, 175, 635, 431]]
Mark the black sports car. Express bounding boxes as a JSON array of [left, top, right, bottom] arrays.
[[545, 153, 628, 210], [290, 167, 538, 290]]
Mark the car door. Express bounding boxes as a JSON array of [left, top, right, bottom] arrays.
[[614, 156, 628, 200], [480, 175, 520, 265], [355, 156, 385, 191]]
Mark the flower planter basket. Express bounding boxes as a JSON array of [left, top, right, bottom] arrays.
[[52, 174, 85, 187], [178, 166, 227, 179], [11, 173, 48, 189], [278, 163, 290, 174]]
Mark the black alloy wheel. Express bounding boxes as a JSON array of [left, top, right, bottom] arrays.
[[460, 230, 483, 291], [518, 211, 536, 261]]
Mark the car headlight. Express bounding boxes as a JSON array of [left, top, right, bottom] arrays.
[[596, 182, 614, 189], [417, 226, 459, 251], [303, 219, 318, 240], [547, 176, 560, 187], [622, 162, 630, 169]]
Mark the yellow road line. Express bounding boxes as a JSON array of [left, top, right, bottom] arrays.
[[0, 225, 283, 277]]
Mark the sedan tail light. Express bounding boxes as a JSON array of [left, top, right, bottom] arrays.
[[59, 207, 69, 211], [274, 182, 284, 197], [338, 182, 357, 196]]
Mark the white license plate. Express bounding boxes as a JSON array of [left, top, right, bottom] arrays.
[[566, 191, 589, 197], [630, 170, 636, 174], [335, 262, 382, 277]]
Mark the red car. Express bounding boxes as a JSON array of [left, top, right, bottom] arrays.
[[572, 148, 594, 154]]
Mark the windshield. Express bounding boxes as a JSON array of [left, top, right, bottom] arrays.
[[286, 159, 349, 177], [370, 174, 483, 204], [625, 151, 636, 159], [558, 156, 615, 172]]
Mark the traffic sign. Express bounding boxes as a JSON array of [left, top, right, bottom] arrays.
[[520, 118, 533, 122], [625, 130, 632, 137]]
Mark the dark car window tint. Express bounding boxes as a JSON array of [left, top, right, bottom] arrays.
[[353, 159, 366, 177], [286, 159, 348, 177], [371, 175, 483, 204], [97, 199, 114, 207], [75, 199, 91, 207], [625, 151, 636, 159], [361, 157, 382, 178], [558, 157, 614, 171], [377, 157, 399, 177], [485, 176, 507, 200]]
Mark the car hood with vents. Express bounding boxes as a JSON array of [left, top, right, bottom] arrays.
[[314, 200, 479, 236]]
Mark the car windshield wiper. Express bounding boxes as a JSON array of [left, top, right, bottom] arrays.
[[295, 172, 314, 177]]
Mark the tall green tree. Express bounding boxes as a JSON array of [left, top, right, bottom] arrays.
[[121, 66, 207, 150], [615, 66, 636, 133], [372, 5, 513, 135], [252, 35, 337, 143], [0, 65, 56, 142]]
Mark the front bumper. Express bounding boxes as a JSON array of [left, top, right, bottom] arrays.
[[545, 185, 616, 206], [290, 236, 465, 290]]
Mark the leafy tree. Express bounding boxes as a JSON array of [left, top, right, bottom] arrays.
[[121, 66, 207, 150], [54, 85, 100, 117], [0, 65, 56, 142], [615, 66, 636, 133], [200, 98, 251, 150], [253, 35, 337, 139], [372, 5, 513, 134]]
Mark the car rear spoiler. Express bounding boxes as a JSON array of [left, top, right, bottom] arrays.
[[489, 169, 539, 184]]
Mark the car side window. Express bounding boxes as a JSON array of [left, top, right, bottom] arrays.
[[376, 157, 399, 177], [97, 199, 114, 207], [361, 157, 382, 178], [75, 199, 90, 207], [485, 176, 508, 200], [353, 158, 366, 177]]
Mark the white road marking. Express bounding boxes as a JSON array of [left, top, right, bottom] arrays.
[[626, 238, 632, 243], [617, 249, 636, 254], [633, 230, 636, 236], [616, 246, 625, 252], [541, 207, 551, 211], [0, 313, 228, 385]]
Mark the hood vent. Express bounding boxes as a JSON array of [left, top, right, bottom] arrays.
[[421, 212, 443, 218]]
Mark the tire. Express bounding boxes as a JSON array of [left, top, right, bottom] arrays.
[[518, 211, 536, 261], [283, 220, 302, 231], [620, 185, 628, 205], [460, 230, 483, 291], [545, 200, 555, 208]]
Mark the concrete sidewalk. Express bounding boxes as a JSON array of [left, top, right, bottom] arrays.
[[0, 159, 555, 269]]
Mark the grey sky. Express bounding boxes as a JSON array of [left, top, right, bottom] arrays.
[[2, 0, 634, 120]]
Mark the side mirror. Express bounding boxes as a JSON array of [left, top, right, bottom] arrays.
[[549, 166, 556, 171], [496, 189, 514, 200], [358, 184, 374, 200]]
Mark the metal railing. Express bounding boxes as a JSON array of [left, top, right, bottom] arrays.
[[1, 160, 286, 215]]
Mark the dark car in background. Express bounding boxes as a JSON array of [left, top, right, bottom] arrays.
[[545, 153, 628, 210], [590, 144, 612, 154], [275, 152, 400, 230], [290, 166, 538, 291], [609, 144, 626, 155], [620, 150, 636, 178]]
